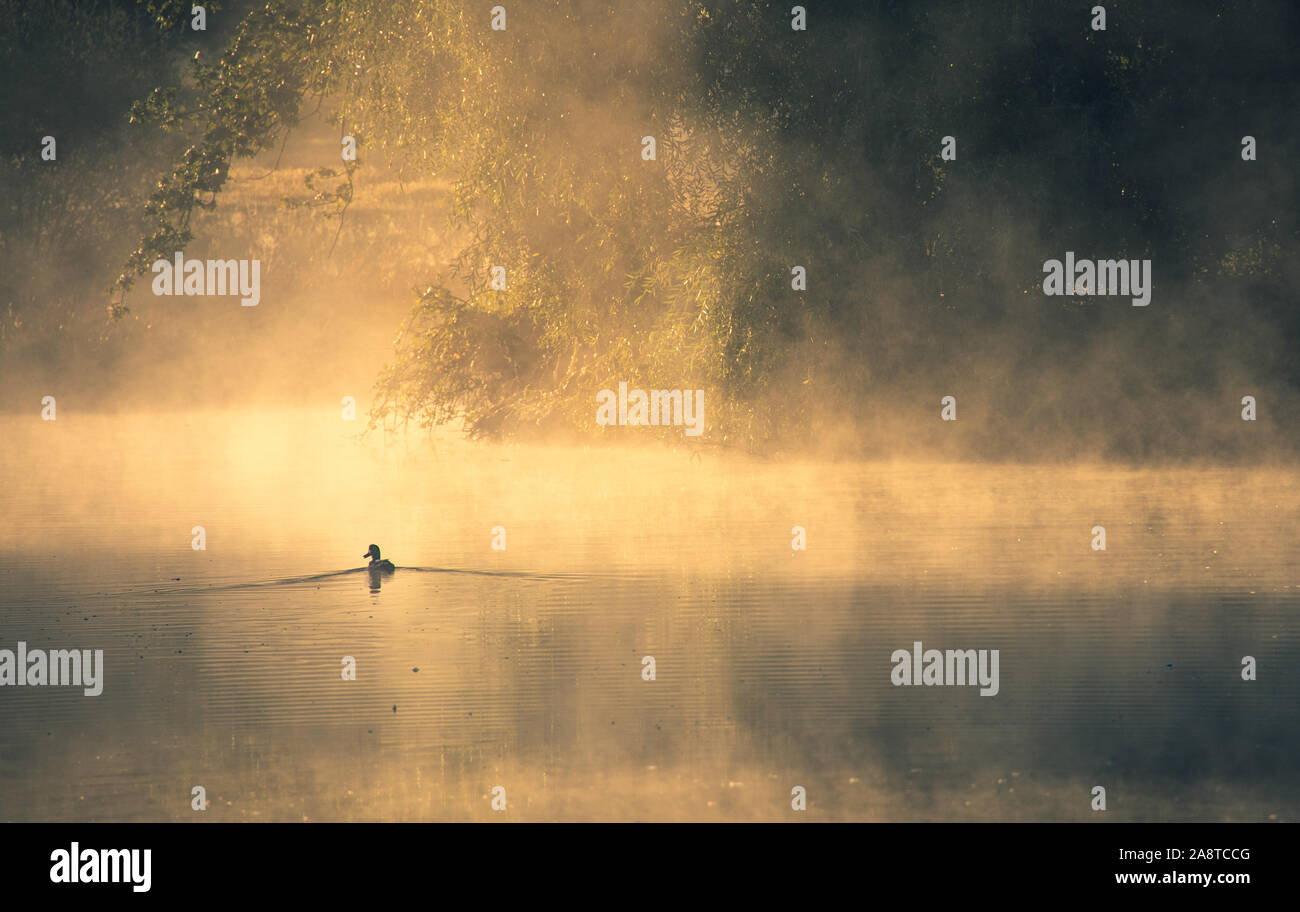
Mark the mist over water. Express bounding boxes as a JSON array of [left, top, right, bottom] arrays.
[[2, 1, 1298, 826], [1, 411, 1295, 821]]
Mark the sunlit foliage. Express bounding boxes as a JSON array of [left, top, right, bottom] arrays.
[[109, 0, 1300, 454]]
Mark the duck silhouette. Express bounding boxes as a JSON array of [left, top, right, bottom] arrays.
[[363, 544, 396, 572]]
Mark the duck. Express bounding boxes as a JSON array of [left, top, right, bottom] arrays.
[[363, 544, 396, 572]]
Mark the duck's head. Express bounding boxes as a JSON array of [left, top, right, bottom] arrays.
[[363, 544, 382, 561]]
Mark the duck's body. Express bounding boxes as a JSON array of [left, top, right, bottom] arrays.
[[363, 544, 396, 572]]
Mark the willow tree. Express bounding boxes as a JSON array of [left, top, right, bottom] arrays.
[[118, 0, 1300, 457], [118, 0, 813, 446]]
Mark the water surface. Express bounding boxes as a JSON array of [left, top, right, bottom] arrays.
[[1, 411, 1296, 820]]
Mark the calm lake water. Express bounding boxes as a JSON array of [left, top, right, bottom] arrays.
[[1, 410, 1296, 821]]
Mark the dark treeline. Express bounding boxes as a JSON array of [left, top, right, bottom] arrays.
[[0, 1, 234, 362], [2, 1, 1297, 460]]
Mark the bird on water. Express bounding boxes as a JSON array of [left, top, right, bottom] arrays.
[[363, 544, 396, 572]]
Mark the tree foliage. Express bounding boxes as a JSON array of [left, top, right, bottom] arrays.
[[100, 0, 1300, 453]]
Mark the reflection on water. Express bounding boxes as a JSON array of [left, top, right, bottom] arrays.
[[0, 411, 1296, 821]]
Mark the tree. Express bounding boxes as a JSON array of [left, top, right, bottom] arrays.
[[109, 0, 1300, 457]]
